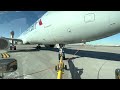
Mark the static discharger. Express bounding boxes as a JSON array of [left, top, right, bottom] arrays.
[[55, 54, 67, 79]]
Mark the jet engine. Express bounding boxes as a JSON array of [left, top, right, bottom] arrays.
[[0, 38, 10, 50]]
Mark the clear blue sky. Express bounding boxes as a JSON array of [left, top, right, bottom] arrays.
[[87, 33, 120, 45], [0, 18, 28, 38], [0, 11, 46, 38], [0, 11, 120, 45]]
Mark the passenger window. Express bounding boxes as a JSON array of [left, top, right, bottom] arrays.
[[84, 13, 95, 23]]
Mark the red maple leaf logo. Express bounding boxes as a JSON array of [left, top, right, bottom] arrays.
[[39, 19, 43, 25]]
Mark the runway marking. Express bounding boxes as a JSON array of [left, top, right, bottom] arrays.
[[97, 61, 108, 79], [1, 53, 10, 58]]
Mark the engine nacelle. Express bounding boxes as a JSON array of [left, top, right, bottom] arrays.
[[0, 38, 10, 50]]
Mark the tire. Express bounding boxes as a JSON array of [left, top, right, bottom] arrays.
[[63, 53, 65, 60], [64, 65, 67, 70], [115, 69, 120, 79], [55, 66, 58, 71], [14, 46, 16, 50], [38, 46, 41, 49], [10, 46, 12, 50], [36, 46, 38, 50], [58, 54, 60, 60], [45, 45, 55, 48], [63, 56, 65, 60], [49, 45, 55, 48], [36, 46, 41, 50]]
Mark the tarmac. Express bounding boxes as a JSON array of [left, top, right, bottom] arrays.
[[0, 44, 120, 79]]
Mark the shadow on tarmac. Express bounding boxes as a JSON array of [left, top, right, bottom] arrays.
[[8, 47, 120, 61], [67, 57, 83, 79], [40, 47, 120, 61]]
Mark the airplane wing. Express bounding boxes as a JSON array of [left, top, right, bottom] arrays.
[[1, 37, 23, 42], [0, 37, 23, 50]]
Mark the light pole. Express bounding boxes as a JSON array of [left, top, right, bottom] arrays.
[[10, 31, 14, 46]]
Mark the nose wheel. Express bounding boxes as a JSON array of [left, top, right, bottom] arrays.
[[58, 44, 65, 60], [58, 53, 65, 60]]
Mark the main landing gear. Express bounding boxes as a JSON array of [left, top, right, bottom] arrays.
[[10, 45, 16, 50], [36, 44, 41, 50]]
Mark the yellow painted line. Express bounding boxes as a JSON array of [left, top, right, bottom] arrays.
[[1, 53, 10, 58], [4, 53, 10, 58], [1, 53, 7, 58]]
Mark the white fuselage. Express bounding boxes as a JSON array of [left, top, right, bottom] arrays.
[[18, 11, 120, 45]]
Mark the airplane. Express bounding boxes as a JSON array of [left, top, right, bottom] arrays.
[[0, 11, 120, 60]]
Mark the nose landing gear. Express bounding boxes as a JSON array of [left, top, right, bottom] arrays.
[[58, 44, 65, 60]]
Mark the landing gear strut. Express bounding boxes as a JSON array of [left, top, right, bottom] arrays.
[[10, 45, 16, 50], [58, 44, 65, 60], [36, 44, 41, 50]]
